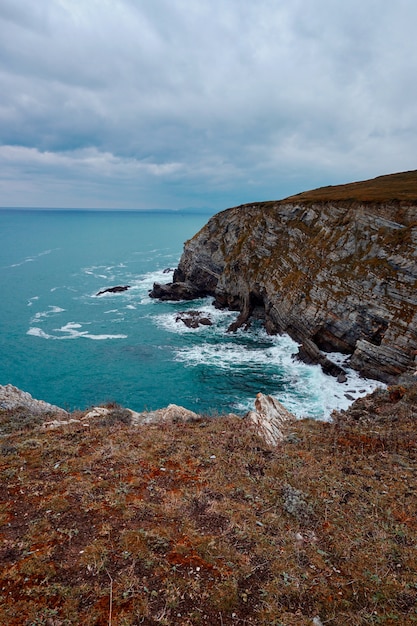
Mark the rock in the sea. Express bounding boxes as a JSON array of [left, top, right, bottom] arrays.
[[0, 384, 68, 417], [244, 393, 294, 446], [175, 310, 213, 328], [96, 285, 130, 296], [150, 171, 417, 383], [149, 281, 205, 301]]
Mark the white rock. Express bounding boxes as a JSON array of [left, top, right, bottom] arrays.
[[83, 407, 112, 420], [245, 393, 294, 446], [0, 384, 67, 417], [131, 403, 201, 425], [43, 418, 83, 429]]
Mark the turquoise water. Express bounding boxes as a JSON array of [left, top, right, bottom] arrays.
[[0, 209, 381, 418]]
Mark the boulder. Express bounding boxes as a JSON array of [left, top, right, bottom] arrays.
[[244, 393, 295, 446]]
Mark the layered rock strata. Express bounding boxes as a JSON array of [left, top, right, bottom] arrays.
[[244, 393, 294, 446], [150, 172, 417, 383]]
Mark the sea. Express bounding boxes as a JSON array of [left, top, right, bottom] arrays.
[[0, 209, 383, 419]]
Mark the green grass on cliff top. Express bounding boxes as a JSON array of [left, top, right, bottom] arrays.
[[283, 170, 417, 203]]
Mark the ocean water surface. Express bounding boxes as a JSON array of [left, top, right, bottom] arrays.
[[0, 209, 382, 419]]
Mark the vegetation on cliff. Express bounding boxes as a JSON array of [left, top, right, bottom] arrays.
[[1, 381, 417, 625], [285, 170, 417, 203]]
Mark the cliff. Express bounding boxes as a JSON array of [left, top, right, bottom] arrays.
[[151, 171, 417, 383]]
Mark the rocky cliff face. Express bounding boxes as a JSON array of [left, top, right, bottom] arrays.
[[151, 172, 417, 383]]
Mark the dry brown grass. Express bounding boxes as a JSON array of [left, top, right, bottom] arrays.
[[1, 384, 417, 625], [284, 170, 417, 203]]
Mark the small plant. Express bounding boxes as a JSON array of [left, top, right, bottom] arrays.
[[100, 404, 132, 426]]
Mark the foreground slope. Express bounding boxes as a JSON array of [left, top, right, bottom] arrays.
[[152, 171, 417, 382], [1, 382, 417, 625]]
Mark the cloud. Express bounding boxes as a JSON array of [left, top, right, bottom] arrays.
[[0, 0, 416, 208]]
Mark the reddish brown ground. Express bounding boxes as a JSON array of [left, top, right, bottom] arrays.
[[1, 383, 417, 625]]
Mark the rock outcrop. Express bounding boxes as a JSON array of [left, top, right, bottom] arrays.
[[88, 395, 293, 446], [244, 393, 294, 446], [149, 281, 204, 301], [151, 171, 417, 383], [0, 384, 68, 417], [1, 382, 294, 447]]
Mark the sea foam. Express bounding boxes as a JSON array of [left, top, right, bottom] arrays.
[[27, 321, 127, 341], [31, 306, 66, 322], [159, 305, 384, 420]]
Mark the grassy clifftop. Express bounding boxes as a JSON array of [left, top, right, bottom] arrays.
[[284, 170, 417, 203], [1, 382, 417, 625]]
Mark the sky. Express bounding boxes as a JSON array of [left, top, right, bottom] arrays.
[[0, 0, 416, 210]]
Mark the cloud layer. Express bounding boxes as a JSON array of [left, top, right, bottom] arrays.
[[1, 0, 416, 209]]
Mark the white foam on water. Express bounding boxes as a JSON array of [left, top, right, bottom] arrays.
[[86, 269, 174, 305], [83, 265, 112, 280], [153, 299, 235, 333], [174, 329, 383, 420], [82, 332, 128, 340], [174, 335, 294, 368], [56, 322, 127, 340], [154, 313, 206, 334], [7, 248, 57, 268], [141, 268, 175, 289], [27, 321, 127, 341], [50, 286, 77, 293], [31, 306, 66, 322], [27, 327, 53, 339], [83, 262, 129, 282], [151, 302, 384, 419], [27, 296, 39, 307], [133, 248, 164, 256], [120, 268, 177, 306], [270, 353, 382, 419]]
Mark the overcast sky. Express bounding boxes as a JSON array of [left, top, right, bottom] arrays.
[[0, 0, 416, 210]]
